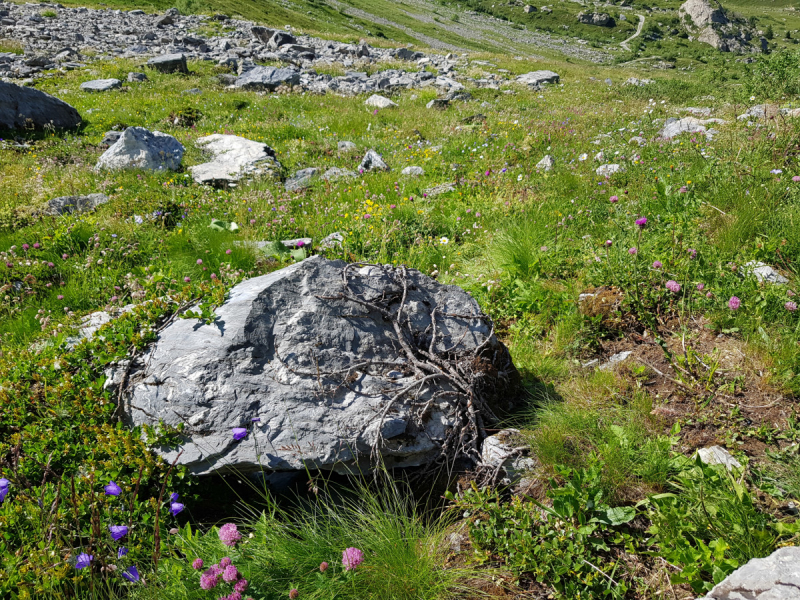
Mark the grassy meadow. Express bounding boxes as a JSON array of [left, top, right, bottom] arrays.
[[0, 14, 800, 600]]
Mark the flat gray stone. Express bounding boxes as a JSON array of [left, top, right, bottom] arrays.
[[401, 166, 424, 176], [285, 167, 319, 191], [0, 80, 81, 130], [536, 155, 555, 171], [46, 193, 108, 216], [127, 72, 148, 82], [147, 53, 187, 74], [338, 141, 357, 153], [96, 127, 184, 171], [516, 70, 560, 87], [234, 66, 300, 92], [700, 546, 800, 600], [596, 163, 625, 177], [365, 94, 397, 109], [321, 167, 357, 181], [80, 78, 121, 92], [190, 134, 282, 187], [116, 256, 519, 475], [741, 261, 788, 285]]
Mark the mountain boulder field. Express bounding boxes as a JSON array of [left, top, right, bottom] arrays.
[[1, 0, 800, 598]]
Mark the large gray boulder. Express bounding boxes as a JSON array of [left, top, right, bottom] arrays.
[[0, 80, 81, 130], [577, 12, 614, 26], [116, 257, 519, 475], [516, 70, 560, 87], [358, 149, 389, 172], [147, 53, 188, 74], [699, 547, 800, 599], [190, 134, 282, 187], [234, 66, 300, 91], [96, 127, 184, 171]]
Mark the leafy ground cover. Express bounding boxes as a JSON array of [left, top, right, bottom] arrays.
[[1, 16, 800, 599]]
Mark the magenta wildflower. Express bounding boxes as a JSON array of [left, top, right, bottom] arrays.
[[706, 292, 713, 298], [219, 523, 242, 547], [223, 564, 239, 583], [192, 558, 204, 570], [196, 259, 203, 265], [688, 248, 697, 259], [33, 243, 40, 249], [786, 302, 798, 312], [220, 557, 232, 568], [610, 195, 619, 203], [679, 186, 688, 193], [653, 261, 662, 269], [635, 217, 647, 228], [628, 247, 637, 255], [232, 428, 247, 441], [62, 253, 69, 259], [604, 240, 612, 247], [697, 283, 705, 291], [342, 547, 364, 571], [666, 280, 681, 293], [290, 589, 300, 599], [184, 276, 190, 283], [228, 592, 242, 600], [104, 481, 122, 496], [58, 294, 64, 300], [199, 570, 219, 590], [319, 561, 329, 572], [728, 296, 741, 310], [794, 176, 800, 182], [22, 244, 29, 250], [109, 525, 128, 541], [75, 553, 93, 569], [234, 579, 249, 593]]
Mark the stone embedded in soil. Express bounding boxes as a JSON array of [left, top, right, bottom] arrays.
[[696, 445, 743, 471], [190, 134, 282, 187], [364, 94, 397, 109], [536, 155, 555, 171], [740, 261, 788, 285], [596, 163, 625, 177], [96, 127, 184, 171], [0, 80, 82, 130], [358, 149, 389, 172], [113, 256, 520, 475], [147, 53, 188, 74], [80, 78, 121, 92], [699, 546, 800, 600], [46, 193, 109, 216]]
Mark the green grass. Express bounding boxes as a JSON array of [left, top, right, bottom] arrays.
[[3, 20, 800, 598]]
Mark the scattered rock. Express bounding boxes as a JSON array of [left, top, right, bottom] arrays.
[[699, 547, 800, 600], [0, 80, 81, 130], [190, 134, 282, 187], [102, 131, 122, 146], [629, 136, 647, 146], [660, 117, 712, 139], [426, 98, 449, 110], [365, 94, 397, 109], [319, 231, 344, 250], [337, 141, 357, 153], [424, 182, 456, 197], [285, 167, 319, 191], [516, 70, 560, 87], [358, 149, 389, 172], [96, 127, 184, 171], [623, 77, 654, 87], [146, 53, 188, 74], [596, 163, 625, 177], [577, 12, 614, 27], [320, 167, 357, 181], [524, 5, 537, 13], [536, 155, 555, 171], [127, 72, 148, 82], [599, 351, 632, 371], [80, 78, 121, 92], [738, 104, 780, 121], [45, 193, 109, 216], [401, 166, 424, 176], [696, 445, 743, 471], [740, 261, 788, 285], [117, 256, 520, 475], [679, 0, 763, 54], [234, 66, 300, 92]]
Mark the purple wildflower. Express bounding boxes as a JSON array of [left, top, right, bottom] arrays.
[[320, 561, 329, 572], [199, 570, 219, 590], [605, 240, 612, 247], [628, 247, 637, 255], [223, 564, 239, 583], [104, 481, 122, 496], [290, 589, 300, 599], [610, 195, 619, 203], [232, 427, 247, 441], [794, 176, 800, 182], [234, 579, 249, 593], [109, 525, 128, 541], [0, 478, 9, 503], [118, 547, 128, 558], [196, 259, 203, 265], [192, 558, 204, 570], [342, 547, 364, 571], [219, 523, 242, 547], [786, 302, 798, 312], [697, 283, 705, 291], [170, 492, 179, 502], [688, 248, 697, 259], [75, 553, 93, 569], [653, 261, 662, 269], [666, 280, 681, 293], [220, 557, 232, 568], [170, 502, 184, 516], [122, 566, 140, 583], [728, 296, 741, 310]]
